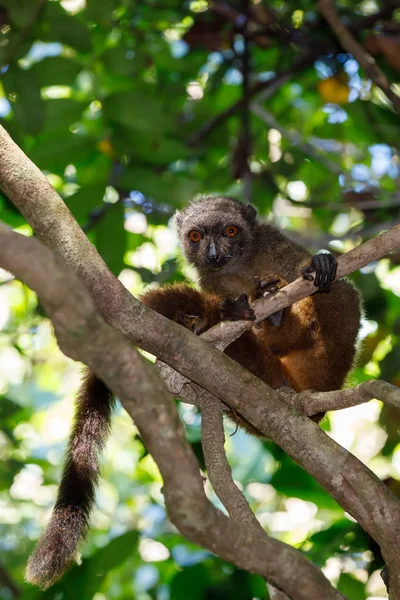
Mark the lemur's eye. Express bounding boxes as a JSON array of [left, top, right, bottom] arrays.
[[189, 230, 202, 242], [225, 225, 239, 237]]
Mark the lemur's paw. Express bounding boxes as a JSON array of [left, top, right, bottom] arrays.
[[219, 294, 256, 322], [253, 276, 287, 299], [302, 253, 337, 292]]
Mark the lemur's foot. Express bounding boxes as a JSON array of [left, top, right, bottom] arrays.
[[302, 253, 337, 292], [219, 294, 256, 322], [254, 276, 287, 327], [176, 312, 208, 335], [253, 276, 286, 299]]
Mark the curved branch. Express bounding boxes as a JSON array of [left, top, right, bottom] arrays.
[[201, 396, 292, 600], [201, 396, 262, 530], [280, 381, 400, 416], [0, 223, 346, 600]]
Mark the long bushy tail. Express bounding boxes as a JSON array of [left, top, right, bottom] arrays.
[[25, 369, 115, 589]]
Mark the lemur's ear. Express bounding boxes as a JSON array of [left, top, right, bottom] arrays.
[[244, 204, 257, 225], [174, 210, 183, 229]]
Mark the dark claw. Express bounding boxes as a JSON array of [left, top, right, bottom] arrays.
[[302, 253, 337, 292], [220, 294, 256, 322]]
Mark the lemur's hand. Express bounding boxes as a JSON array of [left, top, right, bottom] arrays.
[[253, 276, 287, 298], [302, 253, 337, 292], [253, 276, 287, 328]]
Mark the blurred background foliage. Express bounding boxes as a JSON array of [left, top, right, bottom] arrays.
[[0, 0, 399, 598]]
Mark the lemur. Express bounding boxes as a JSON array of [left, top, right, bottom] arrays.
[[26, 195, 361, 589]]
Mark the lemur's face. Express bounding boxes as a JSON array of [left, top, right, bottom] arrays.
[[175, 196, 257, 273]]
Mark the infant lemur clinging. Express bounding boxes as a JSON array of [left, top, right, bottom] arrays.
[[26, 195, 361, 589]]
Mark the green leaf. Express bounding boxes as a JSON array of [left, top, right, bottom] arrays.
[[39, 2, 92, 53], [29, 132, 96, 172], [3, 66, 44, 134], [30, 56, 82, 87], [101, 45, 138, 78], [65, 184, 107, 224], [103, 91, 170, 134], [86, 0, 119, 25], [337, 573, 367, 600], [43, 99, 88, 132], [95, 201, 126, 276], [121, 167, 199, 207], [270, 459, 340, 510], [0, 0, 40, 28], [170, 565, 211, 600]]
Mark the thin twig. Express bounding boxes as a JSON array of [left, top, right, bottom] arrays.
[[318, 0, 400, 114], [188, 54, 315, 146], [201, 396, 262, 529], [278, 380, 400, 416]]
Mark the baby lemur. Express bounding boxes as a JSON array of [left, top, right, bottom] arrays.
[[26, 195, 361, 589]]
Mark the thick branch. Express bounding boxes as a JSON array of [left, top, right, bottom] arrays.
[[318, 0, 400, 114], [0, 223, 345, 600]]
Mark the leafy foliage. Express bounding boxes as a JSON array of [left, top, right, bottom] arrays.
[[0, 0, 399, 598]]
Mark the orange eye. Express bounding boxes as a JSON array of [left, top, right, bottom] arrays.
[[189, 230, 202, 242], [225, 225, 238, 237]]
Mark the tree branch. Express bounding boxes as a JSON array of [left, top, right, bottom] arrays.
[[318, 0, 400, 114], [0, 222, 346, 600], [280, 381, 400, 416], [200, 395, 262, 530], [250, 102, 343, 175], [200, 394, 291, 600]]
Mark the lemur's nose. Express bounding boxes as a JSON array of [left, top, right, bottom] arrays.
[[207, 241, 220, 263]]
